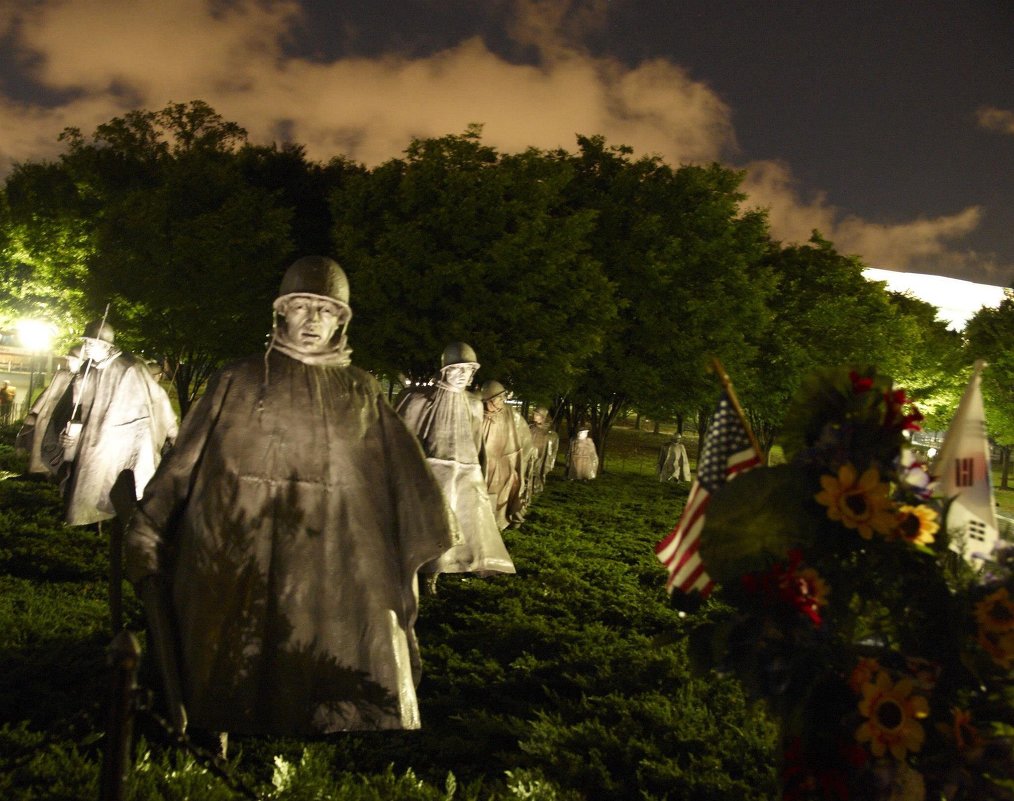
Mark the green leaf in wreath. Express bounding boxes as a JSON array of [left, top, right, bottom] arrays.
[[698, 465, 821, 584]]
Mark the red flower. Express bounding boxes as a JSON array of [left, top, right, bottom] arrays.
[[849, 370, 874, 394], [882, 388, 924, 432], [781, 736, 862, 801], [741, 550, 829, 626]]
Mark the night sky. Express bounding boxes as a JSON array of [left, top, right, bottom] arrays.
[[1, 0, 1011, 286]]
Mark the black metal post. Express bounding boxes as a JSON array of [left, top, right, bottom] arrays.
[[98, 630, 140, 801]]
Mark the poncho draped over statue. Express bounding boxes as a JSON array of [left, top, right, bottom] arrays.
[[567, 435, 599, 480], [17, 368, 75, 475], [126, 350, 455, 735], [396, 383, 514, 575], [480, 405, 525, 530], [528, 420, 559, 495], [43, 352, 178, 525], [657, 438, 691, 483]]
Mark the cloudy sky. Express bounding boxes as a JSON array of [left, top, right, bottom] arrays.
[[1, 0, 1012, 287]]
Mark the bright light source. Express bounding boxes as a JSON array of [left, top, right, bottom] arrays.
[[15, 319, 56, 352]]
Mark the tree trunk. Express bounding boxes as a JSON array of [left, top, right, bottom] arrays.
[[634, 413, 641, 430], [171, 353, 216, 419], [696, 406, 709, 447], [1002, 445, 1011, 490], [652, 420, 660, 434], [585, 394, 627, 472]]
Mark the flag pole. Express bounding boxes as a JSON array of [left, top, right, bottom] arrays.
[[709, 357, 763, 460]]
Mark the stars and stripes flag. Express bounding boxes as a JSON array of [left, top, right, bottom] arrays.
[[655, 390, 761, 596]]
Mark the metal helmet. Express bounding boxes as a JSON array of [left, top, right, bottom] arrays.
[[83, 319, 115, 344], [273, 256, 352, 322], [440, 341, 479, 368], [481, 380, 507, 401]]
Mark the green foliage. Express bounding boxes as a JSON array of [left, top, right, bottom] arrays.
[[743, 235, 905, 452], [556, 137, 773, 461], [332, 128, 616, 398], [966, 299, 1014, 447]]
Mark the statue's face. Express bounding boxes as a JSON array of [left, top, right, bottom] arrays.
[[280, 297, 342, 354], [81, 337, 113, 362], [442, 363, 476, 390], [532, 410, 546, 424], [484, 393, 505, 412]]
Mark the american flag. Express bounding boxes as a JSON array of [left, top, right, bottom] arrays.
[[655, 391, 761, 596]]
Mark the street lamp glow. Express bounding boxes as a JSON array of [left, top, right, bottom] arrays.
[[15, 319, 56, 352]]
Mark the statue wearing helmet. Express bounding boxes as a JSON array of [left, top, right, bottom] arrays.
[[396, 342, 514, 586], [567, 428, 599, 481], [657, 433, 691, 483], [41, 318, 178, 525], [126, 256, 454, 737], [479, 379, 526, 529], [528, 406, 560, 494]]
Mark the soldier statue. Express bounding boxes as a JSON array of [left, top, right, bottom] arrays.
[[528, 406, 559, 495], [479, 380, 526, 529], [42, 320, 177, 525], [126, 256, 455, 737], [566, 428, 599, 481], [657, 434, 691, 483], [396, 342, 515, 588]]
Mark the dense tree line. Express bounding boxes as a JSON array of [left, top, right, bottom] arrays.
[[0, 101, 978, 458]]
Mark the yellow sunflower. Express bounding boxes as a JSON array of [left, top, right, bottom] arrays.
[[893, 504, 939, 546], [815, 464, 896, 540], [974, 587, 1014, 635], [856, 671, 929, 760]]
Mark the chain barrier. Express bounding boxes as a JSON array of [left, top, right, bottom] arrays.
[[132, 687, 263, 801]]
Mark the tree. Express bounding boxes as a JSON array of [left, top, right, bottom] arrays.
[[2, 163, 91, 347], [239, 143, 366, 259], [743, 234, 903, 456], [4, 101, 295, 414], [331, 127, 616, 400], [881, 290, 965, 431], [553, 136, 773, 467], [964, 299, 1014, 488]]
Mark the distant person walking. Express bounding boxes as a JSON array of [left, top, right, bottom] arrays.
[[0, 381, 17, 425]]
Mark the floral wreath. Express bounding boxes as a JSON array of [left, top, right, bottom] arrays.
[[684, 366, 1014, 801]]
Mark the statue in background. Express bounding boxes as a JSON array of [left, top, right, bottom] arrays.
[[396, 342, 515, 585], [657, 434, 691, 483], [566, 428, 599, 481], [479, 380, 525, 529], [126, 256, 455, 737], [17, 345, 83, 475], [528, 406, 559, 494], [42, 320, 177, 525], [514, 404, 539, 513]]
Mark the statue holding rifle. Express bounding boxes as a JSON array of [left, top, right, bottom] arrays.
[[126, 256, 455, 737], [42, 318, 177, 526]]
